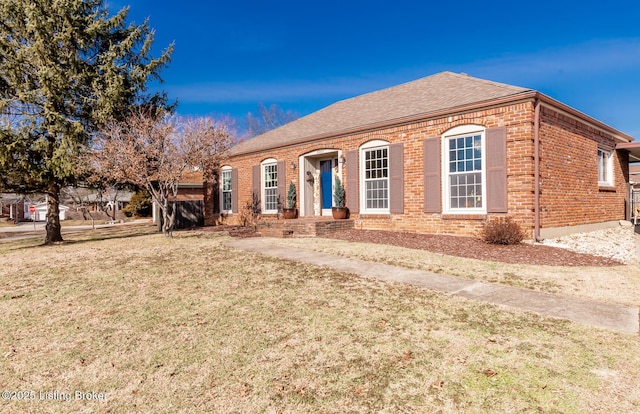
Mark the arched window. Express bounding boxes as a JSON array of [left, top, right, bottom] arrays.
[[360, 140, 390, 213], [442, 125, 486, 213], [220, 166, 232, 213], [261, 158, 278, 213]]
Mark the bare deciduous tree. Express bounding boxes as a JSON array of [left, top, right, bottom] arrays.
[[92, 109, 233, 237], [245, 103, 298, 138], [62, 185, 97, 228]]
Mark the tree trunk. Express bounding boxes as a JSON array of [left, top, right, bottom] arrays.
[[161, 197, 174, 238], [45, 183, 63, 244]]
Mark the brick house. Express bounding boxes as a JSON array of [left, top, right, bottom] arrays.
[[0, 193, 26, 221], [221, 72, 635, 239]]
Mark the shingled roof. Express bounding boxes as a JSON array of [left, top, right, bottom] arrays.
[[230, 71, 533, 155]]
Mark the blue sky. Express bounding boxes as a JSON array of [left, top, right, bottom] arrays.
[[112, 1, 640, 138]]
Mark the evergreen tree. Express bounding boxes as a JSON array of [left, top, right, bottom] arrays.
[[0, 0, 172, 244]]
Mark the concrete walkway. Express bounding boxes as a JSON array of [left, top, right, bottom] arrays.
[[226, 238, 639, 335]]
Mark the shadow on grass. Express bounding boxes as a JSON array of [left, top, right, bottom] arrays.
[[60, 225, 160, 246], [0, 224, 160, 253]]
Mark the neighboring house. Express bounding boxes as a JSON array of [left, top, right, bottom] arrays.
[[62, 188, 133, 215], [0, 193, 26, 221], [2, 193, 73, 222], [29, 202, 69, 222], [221, 71, 636, 239]]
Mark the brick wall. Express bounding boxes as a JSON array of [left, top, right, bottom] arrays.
[[539, 106, 628, 229], [224, 101, 627, 237], [176, 186, 204, 201]]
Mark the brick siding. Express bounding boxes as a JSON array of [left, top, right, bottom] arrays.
[[539, 106, 628, 229], [224, 101, 627, 238]]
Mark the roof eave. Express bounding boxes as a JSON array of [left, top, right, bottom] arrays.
[[536, 93, 634, 144], [230, 91, 539, 157], [230, 90, 634, 157], [615, 142, 640, 162]]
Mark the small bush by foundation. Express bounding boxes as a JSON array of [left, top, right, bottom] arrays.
[[480, 217, 525, 245]]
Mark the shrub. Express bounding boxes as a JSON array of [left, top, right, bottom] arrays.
[[239, 193, 261, 227], [480, 217, 525, 245], [123, 190, 152, 218], [333, 176, 345, 208], [287, 181, 296, 209]]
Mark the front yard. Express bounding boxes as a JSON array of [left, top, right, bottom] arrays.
[[0, 226, 638, 412]]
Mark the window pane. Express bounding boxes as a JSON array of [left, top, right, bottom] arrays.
[[447, 133, 484, 210], [263, 163, 278, 211], [222, 170, 233, 211], [222, 170, 231, 191], [363, 147, 389, 210], [598, 149, 610, 184], [223, 191, 232, 211]]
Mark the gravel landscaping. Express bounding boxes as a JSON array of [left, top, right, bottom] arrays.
[[541, 221, 638, 264]]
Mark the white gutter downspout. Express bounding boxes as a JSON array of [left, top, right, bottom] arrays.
[[534, 98, 542, 242]]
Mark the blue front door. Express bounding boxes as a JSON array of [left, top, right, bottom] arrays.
[[320, 160, 333, 209]]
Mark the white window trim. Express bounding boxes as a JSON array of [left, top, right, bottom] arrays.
[[261, 158, 278, 214], [360, 140, 390, 214], [220, 166, 232, 213], [597, 148, 614, 187], [442, 125, 487, 214]]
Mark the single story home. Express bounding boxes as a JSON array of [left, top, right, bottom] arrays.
[[1, 194, 69, 222], [220, 71, 636, 239], [0, 193, 26, 221], [29, 202, 69, 221]]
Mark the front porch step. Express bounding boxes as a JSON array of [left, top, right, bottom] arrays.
[[256, 218, 354, 238]]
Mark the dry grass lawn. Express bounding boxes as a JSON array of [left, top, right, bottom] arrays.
[[0, 226, 639, 413], [272, 237, 640, 307]]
